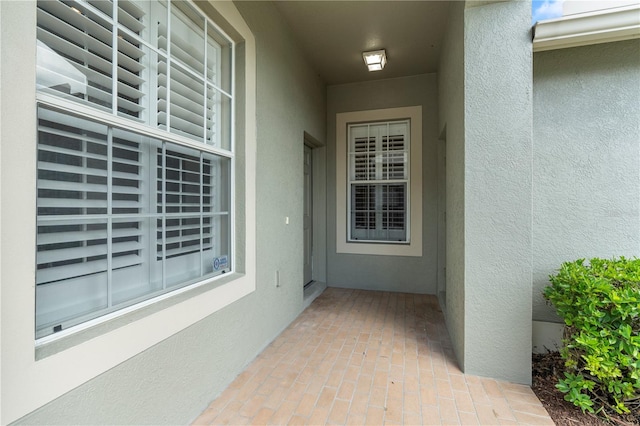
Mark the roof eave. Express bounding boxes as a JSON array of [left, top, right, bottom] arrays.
[[533, 4, 640, 52]]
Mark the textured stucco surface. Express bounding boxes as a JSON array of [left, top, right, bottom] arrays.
[[437, 0, 466, 373], [326, 74, 439, 294], [532, 39, 640, 322], [437, 0, 535, 383], [463, 0, 533, 384], [14, 2, 326, 424]]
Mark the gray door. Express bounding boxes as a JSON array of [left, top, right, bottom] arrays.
[[303, 145, 313, 285], [437, 137, 447, 307]]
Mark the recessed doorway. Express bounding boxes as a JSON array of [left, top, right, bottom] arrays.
[[303, 143, 313, 286]]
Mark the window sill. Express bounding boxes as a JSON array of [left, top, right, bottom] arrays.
[[36, 272, 247, 360], [337, 241, 422, 257]]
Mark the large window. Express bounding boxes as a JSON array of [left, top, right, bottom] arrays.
[[336, 106, 422, 257], [35, 0, 234, 339], [348, 120, 409, 242]]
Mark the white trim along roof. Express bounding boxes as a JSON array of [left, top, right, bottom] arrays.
[[533, 3, 640, 52]]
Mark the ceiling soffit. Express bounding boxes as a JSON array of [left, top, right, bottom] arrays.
[[273, 1, 451, 85]]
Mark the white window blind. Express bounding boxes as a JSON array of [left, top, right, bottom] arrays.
[[156, 1, 231, 148], [348, 121, 409, 242], [35, 0, 234, 339], [36, 0, 232, 148], [36, 0, 146, 116]]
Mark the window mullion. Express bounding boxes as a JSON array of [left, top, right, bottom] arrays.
[[142, 2, 154, 127], [366, 184, 372, 240], [203, 20, 208, 143], [375, 128, 382, 181], [386, 122, 391, 181], [107, 127, 114, 308], [230, 39, 236, 152], [374, 183, 381, 240], [111, 0, 118, 115], [81, 131, 88, 275], [166, 1, 172, 132], [199, 152, 204, 276], [161, 142, 167, 290], [79, 1, 90, 106], [375, 131, 382, 237]]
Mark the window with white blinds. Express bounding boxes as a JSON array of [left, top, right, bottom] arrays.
[[36, 0, 232, 148], [35, 0, 234, 339], [348, 121, 409, 242]]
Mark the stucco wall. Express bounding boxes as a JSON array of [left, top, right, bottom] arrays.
[[12, 1, 326, 424], [326, 74, 439, 294], [437, 0, 466, 372], [234, 0, 327, 301], [532, 39, 640, 323], [463, 0, 533, 385], [437, 0, 534, 384]]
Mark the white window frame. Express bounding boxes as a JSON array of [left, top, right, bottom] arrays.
[[0, 1, 256, 423], [336, 106, 423, 257]]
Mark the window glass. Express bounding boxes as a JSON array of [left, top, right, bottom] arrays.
[[36, 0, 233, 149], [36, 1, 114, 111], [36, 106, 232, 338], [348, 120, 409, 243]]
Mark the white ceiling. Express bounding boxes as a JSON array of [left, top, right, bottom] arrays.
[[273, 1, 451, 85]]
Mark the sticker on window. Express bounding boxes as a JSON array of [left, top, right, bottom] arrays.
[[213, 255, 228, 271]]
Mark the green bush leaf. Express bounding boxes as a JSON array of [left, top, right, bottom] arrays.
[[545, 257, 640, 415]]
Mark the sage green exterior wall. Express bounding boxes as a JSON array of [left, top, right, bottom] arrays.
[[463, 0, 533, 384], [438, 0, 533, 384], [13, 1, 325, 424], [532, 39, 640, 323], [437, 0, 466, 373], [326, 74, 439, 294], [235, 1, 327, 295]]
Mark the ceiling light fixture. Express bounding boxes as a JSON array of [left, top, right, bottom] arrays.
[[362, 49, 387, 72]]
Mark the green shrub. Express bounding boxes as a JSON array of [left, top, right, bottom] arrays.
[[544, 257, 640, 415]]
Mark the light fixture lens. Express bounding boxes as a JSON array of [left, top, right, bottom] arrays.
[[362, 49, 387, 72], [364, 54, 383, 65]]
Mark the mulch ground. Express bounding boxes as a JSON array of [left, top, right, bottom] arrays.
[[532, 352, 639, 426]]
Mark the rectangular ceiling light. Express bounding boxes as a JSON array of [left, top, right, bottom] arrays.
[[362, 49, 387, 72]]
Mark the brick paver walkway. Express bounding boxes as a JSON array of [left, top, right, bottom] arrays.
[[193, 288, 553, 425]]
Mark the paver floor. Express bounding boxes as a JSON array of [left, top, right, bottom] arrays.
[[193, 288, 554, 425]]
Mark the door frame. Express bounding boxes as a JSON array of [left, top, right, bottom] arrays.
[[302, 131, 326, 287], [303, 143, 314, 286]]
